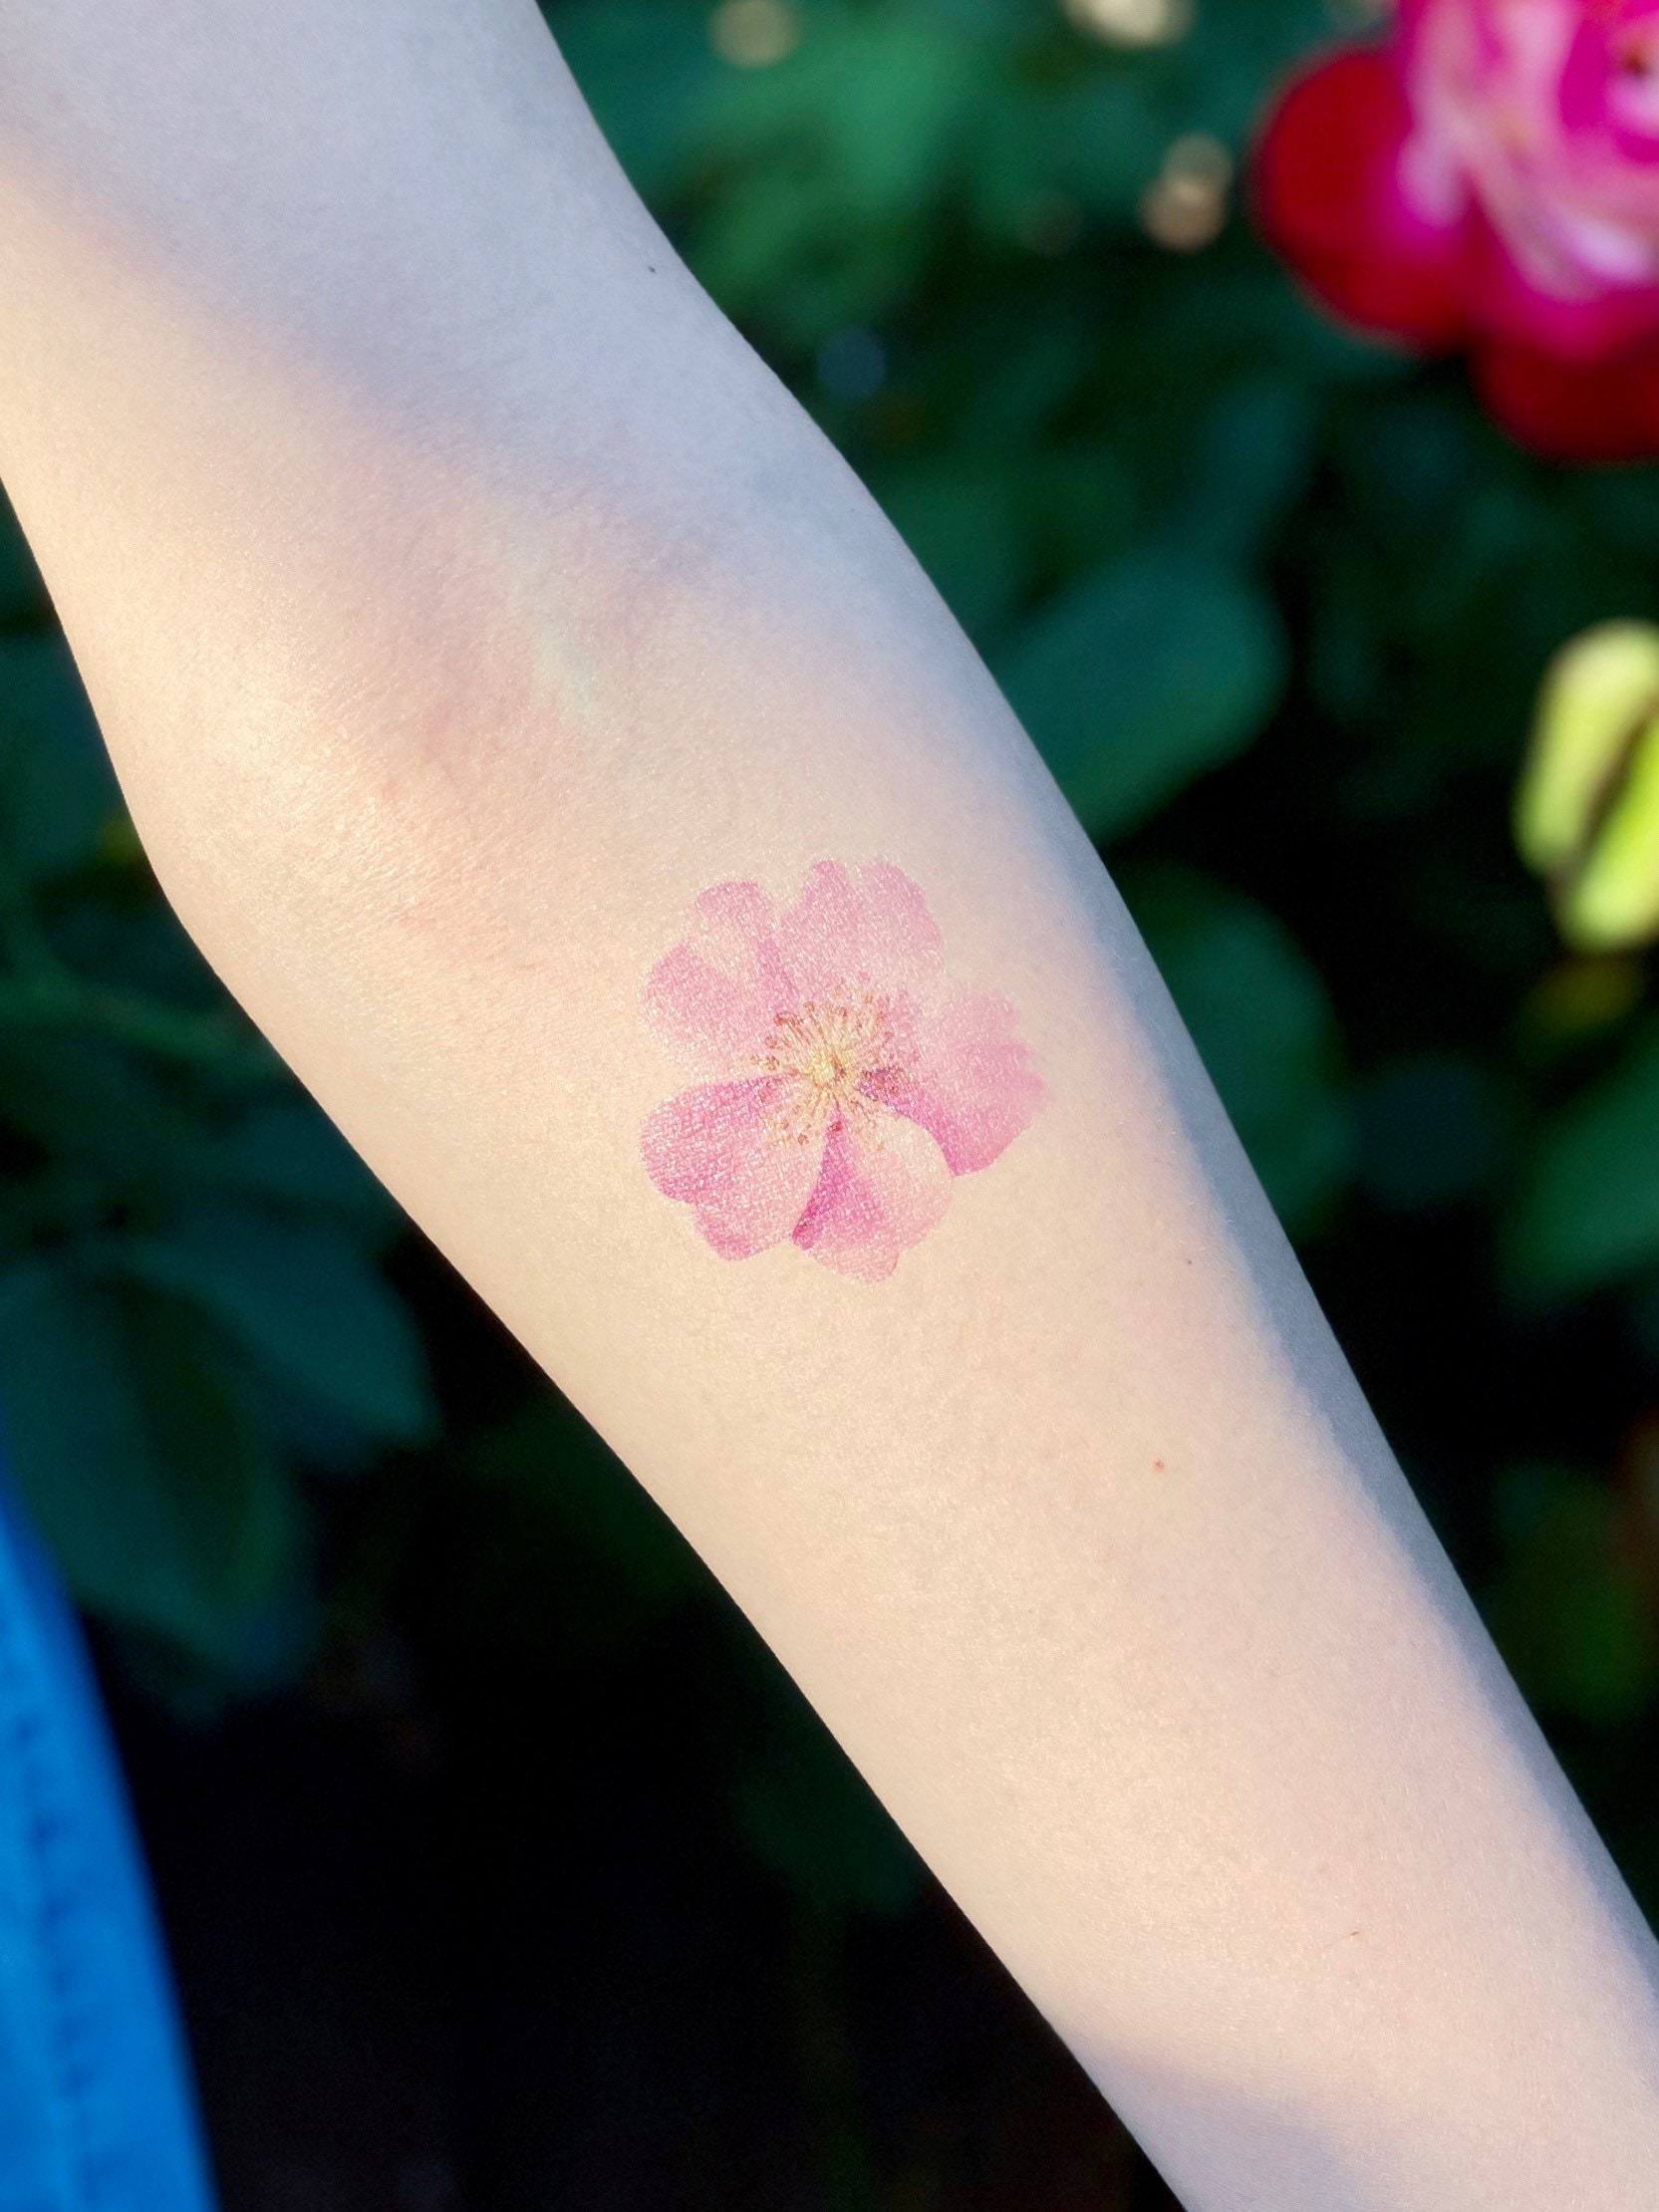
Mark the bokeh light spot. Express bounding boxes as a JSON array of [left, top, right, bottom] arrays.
[[1140, 133, 1233, 251], [709, 0, 802, 69], [1061, 0, 1193, 49]]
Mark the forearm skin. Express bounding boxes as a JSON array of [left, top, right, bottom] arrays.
[[2, 8, 1658, 2206]]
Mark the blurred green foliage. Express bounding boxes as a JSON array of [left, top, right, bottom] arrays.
[[1485, 1464, 1659, 1726], [9, 0, 1659, 1953]]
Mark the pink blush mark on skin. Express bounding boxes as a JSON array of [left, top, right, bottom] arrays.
[[640, 860, 1048, 1281]]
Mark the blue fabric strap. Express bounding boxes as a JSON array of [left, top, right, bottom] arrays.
[[0, 1480, 215, 2212]]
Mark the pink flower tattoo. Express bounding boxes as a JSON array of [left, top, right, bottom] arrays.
[[640, 860, 1047, 1281]]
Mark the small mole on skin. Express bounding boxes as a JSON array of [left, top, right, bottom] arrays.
[[1153, 1458, 1165, 1472]]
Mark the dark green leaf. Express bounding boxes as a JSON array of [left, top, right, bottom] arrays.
[[0, 1028, 197, 1195], [994, 550, 1285, 841], [1173, 374, 1318, 561], [555, 0, 724, 190], [708, 9, 979, 217], [1506, 1032, 1659, 1299], [1047, 75, 1170, 221], [212, 1100, 390, 1224], [116, 1201, 435, 1444], [1127, 866, 1350, 1232], [0, 633, 116, 881], [1354, 1055, 1511, 1215], [466, 1393, 701, 1631], [1483, 1466, 1659, 1725], [0, 487, 46, 627], [0, 1262, 307, 1674], [874, 455, 1027, 638], [732, 1703, 921, 1919]]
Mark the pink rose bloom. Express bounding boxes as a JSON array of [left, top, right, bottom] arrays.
[[1254, 0, 1659, 457], [640, 861, 1047, 1282]]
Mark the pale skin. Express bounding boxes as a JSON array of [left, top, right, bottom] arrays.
[[2, 4, 1658, 2204]]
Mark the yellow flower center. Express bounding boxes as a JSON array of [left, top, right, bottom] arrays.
[[759, 988, 898, 1141]]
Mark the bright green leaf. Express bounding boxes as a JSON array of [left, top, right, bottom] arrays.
[[1563, 724, 1659, 953], [1516, 622, 1659, 879]]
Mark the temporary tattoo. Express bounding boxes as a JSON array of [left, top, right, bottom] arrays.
[[640, 860, 1047, 1281]]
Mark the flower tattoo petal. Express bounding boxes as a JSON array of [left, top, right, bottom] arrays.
[[640, 860, 1047, 1280]]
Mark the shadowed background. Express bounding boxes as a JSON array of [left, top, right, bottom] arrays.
[[3, 0, 1658, 2202]]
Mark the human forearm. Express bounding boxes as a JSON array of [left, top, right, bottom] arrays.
[[2, 6, 1659, 2206]]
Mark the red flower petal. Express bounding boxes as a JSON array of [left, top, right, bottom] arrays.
[[1252, 47, 1469, 352], [1474, 337, 1659, 462], [1462, 207, 1659, 366]]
